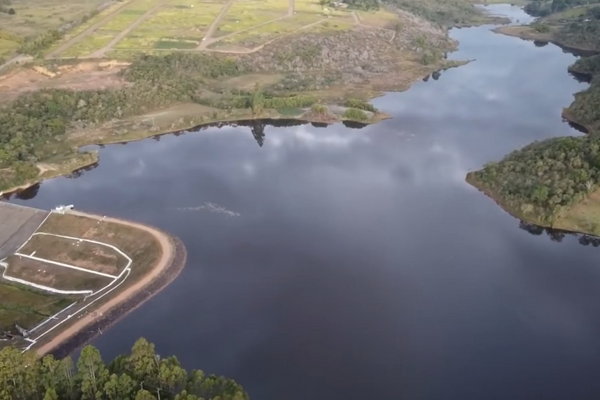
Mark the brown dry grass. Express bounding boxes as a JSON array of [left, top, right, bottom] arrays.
[[4, 255, 113, 292], [19, 235, 129, 275], [39, 213, 160, 283], [554, 187, 600, 236]]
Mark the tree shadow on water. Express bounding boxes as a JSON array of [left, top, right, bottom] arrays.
[[519, 220, 600, 246]]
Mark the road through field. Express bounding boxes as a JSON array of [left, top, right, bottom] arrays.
[[47, 0, 137, 58], [198, 0, 235, 50], [88, 0, 167, 59], [35, 211, 176, 356]]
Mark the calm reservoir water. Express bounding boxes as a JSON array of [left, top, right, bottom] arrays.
[[9, 5, 600, 399]]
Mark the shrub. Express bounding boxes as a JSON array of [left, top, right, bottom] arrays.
[[342, 108, 369, 121], [311, 103, 328, 114], [344, 98, 377, 112]]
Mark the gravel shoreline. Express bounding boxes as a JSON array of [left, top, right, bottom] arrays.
[[49, 230, 187, 358]]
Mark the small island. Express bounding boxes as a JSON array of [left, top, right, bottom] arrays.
[[468, 0, 600, 236]]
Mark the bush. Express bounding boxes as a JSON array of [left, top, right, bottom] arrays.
[[533, 23, 551, 33], [342, 108, 369, 121], [311, 103, 328, 114], [344, 98, 377, 112]]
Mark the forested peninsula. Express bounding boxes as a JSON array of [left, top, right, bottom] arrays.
[[0, 0, 499, 195], [468, 5, 600, 236]]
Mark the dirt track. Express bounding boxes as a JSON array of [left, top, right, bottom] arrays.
[[88, 0, 166, 58], [47, 0, 137, 58], [197, 0, 235, 50], [36, 211, 186, 356]]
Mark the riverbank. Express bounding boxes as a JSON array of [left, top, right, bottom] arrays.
[[467, 171, 600, 237], [493, 25, 599, 54], [34, 210, 187, 356], [3, 59, 454, 198]]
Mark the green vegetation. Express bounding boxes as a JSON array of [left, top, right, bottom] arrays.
[[533, 23, 551, 33], [524, 0, 600, 17], [0, 338, 247, 400], [344, 98, 377, 113], [468, 135, 600, 223], [341, 0, 379, 11], [311, 103, 328, 114], [0, 282, 72, 333], [342, 108, 369, 121], [0, 0, 109, 59], [0, 53, 244, 190], [386, 0, 485, 26], [468, 33, 600, 235]]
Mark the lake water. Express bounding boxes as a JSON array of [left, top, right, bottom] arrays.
[[8, 5, 600, 400]]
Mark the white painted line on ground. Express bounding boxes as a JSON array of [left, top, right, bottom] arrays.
[[30, 268, 132, 344], [13, 253, 118, 279], [8, 224, 135, 352], [29, 302, 78, 333], [0, 272, 93, 295]]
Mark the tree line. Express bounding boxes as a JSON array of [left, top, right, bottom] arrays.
[[566, 54, 600, 131], [0, 338, 248, 400], [524, 0, 600, 17]]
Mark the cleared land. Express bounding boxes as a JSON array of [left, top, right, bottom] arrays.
[[44, 0, 408, 57], [19, 234, 130, 275], [0, 60, 128, 104], [4, 255, 114, 292], [0, 206, 182, 355]]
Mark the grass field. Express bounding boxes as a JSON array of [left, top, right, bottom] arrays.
[[20, 234, 130, 275], [0, 0, 111, 38], [115, 4, 223, 50], [216, 13, 324, 47], [39, 214, 160, 281], [213, 0, 288, 38], [0, 282, 73, 332], [295, 0, 355, 21], [61, 31, 119, 57], [4, 255, 114, 292], [0, 38, 20, 60], [39, 0, 407, 58], [357, 9, 401, 28]]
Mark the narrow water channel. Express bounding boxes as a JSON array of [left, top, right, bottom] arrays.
[[9, 5, 600, 400]]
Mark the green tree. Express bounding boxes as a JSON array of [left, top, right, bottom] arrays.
[[43, 388, 59, 400], [104, 373, 136, 400], [135, 389, 156, 400], [77, 346, 109, 400]]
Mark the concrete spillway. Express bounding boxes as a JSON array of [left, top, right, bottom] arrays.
[[0, 202, 48, 260]]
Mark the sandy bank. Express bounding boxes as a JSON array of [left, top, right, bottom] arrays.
[[35, 211, 187, 357]]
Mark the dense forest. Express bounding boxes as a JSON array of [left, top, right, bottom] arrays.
[[565, 54, 600, 130], [469, 135, 600, 223], [0, 338, 247, 400]]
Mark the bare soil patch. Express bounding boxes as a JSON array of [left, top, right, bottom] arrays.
[[4, 255, 113, 292], [0, 61, 128, 104], [20, 234, 129, 275]]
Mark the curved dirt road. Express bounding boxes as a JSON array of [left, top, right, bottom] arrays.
[[36, 211, 176, 356]]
